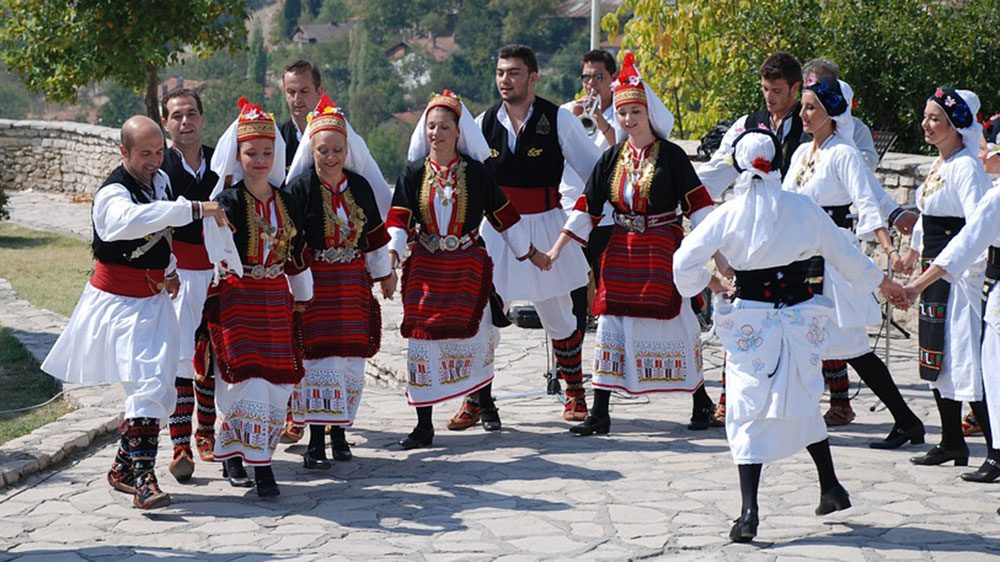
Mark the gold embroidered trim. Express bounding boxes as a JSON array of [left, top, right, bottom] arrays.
[[919, 158, 946, 206], [322, 182, 366, 249], [609, 141, 659, 210], [419, 159, 468, 235], [244, 189, 297, 264]]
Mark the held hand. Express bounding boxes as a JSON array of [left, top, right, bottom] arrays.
[[380, 270, 398, 300], [901, 284, 922, 309], [164, 275, 180, 299], [707, 274, 735, 297], [888, 250, 907, 274], [893, 211, 918, 235], [200, 201, 228, 227], [530, 250, 552, 271], [878, 277, 907, 308], [899, 249, 919, 277], [389, 250, 400, 270]]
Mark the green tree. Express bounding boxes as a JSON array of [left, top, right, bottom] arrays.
[[99, 84, 145, 128], [0, 66, 40, 119], [279, 0, 303, 41], [0, 1, 249, 121], [247, 23, 268, 88]]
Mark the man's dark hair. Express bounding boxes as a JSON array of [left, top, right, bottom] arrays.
[[284, 59, 322, 88], [581, 49, 616, 76], [759, 52, 802, 88], [498, 44, 538, 74], [160, 88, 204, 119]]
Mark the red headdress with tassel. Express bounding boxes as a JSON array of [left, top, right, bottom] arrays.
[[612, 52, 648, 109], [236, 97, 276, 142], [307, 93, 347, 138]]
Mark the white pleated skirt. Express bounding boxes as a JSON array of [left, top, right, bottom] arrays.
[[172, 268, 213, 379], [214, 371, 293, 466], [481, 208, 590, 303]]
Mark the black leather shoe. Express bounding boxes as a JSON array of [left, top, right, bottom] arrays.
[[870, 424, 926, 449], [910, 445, 970, 466], [222, 458, 253, 488], [398, 427, 434, 450], [302, 449, 331, 470], [728, 508, 759, 542], [330, 427, 353, 461], [254, 468, 280, 498], [687, 404, 714, 431], [961, 457, 1000, 483], [569, 415, 611, 436], [481, 407, 502, 432], [816, 484, 851, 516]]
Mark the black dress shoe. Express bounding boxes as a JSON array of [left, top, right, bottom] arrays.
[[569, 415, 611, 436], [910, 445, 970, 466], [481, 407, 502, 432], [961, 457, 1000, 483], [331, 439, 353, 461], [302, 450, 331, 470], [729, 508, 759, 542], [870, 424, 926, 449], [222, 458, 253, 488], [816, 484, 851, 516], [398, 427, 434, 449], [687, 405, 714, 431], [254, 469, 280, 498]]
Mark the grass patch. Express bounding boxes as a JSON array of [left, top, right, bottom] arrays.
[[0, 329, 72, 445], [0, 222, 93, 316]]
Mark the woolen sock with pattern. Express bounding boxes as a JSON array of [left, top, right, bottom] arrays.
[[125, 417, 161, 488], [822, 360, 851, 408], [110, 430, 133, 479], [194, 375, 216, 438], [553, 329, 585, 399], [168, 378, 194, 453]]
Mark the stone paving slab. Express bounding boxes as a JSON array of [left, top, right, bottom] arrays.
[[6, 189, 92, 241], [3, 187, 999, 560]]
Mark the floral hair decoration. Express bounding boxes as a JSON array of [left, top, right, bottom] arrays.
[[805, 77, 847, 117], [930, 87, 974, 129]]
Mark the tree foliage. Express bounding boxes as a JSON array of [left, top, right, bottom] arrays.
[[247, 23, 268, 88], [605, 0, 1000, 151], [0, 0, 249, 120]]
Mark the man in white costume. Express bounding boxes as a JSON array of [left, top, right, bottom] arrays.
[[41, 116, 226, 509]]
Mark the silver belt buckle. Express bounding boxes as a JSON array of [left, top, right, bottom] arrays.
[[627, 215, 645, 233], [267, 264, 283, 278], [250, 264, 265, 279], [441, 235, 460, 251]]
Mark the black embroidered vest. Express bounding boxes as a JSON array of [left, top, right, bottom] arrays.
[[162, 145, 218, 245], [481, 96, 564, 187], [91, 166, 173, 269]]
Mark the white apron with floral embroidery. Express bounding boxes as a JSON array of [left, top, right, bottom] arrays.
[[715, 297, 833, 464]]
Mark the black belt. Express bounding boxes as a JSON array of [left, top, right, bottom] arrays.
[[920, 215, 966, 261], [822, 204, 853, 230], [733, 259, 818, 307], [984, 246, 1000, 302]]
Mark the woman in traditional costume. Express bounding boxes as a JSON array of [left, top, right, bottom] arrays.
[[899, 88, 993, 468], [386, 90, 545, 448], [546, 52, 716, 436], [285, 94, 396, 468], [200, 97, 313, 496], [782, 76, 924, 447], [674, 129, 905, 542]]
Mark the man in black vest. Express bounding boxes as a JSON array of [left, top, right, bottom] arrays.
[[280, 60, 324, 169], [699, 52, 805, 198], [160, 88, 221, 483], [41, 116, 226, 509], [446, 44, 602, 430]]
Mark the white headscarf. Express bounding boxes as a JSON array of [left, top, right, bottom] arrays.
[[731, 130, 783, 262], [202, 115, 287, 277], [287, 117, 392, 218], [407, 100, 491, 163], [952, 89, 983, 156], [831, 80, 856, 149], [611, 52, 675, 139]]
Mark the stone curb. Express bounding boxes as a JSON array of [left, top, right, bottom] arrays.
[[0, 278, 124, 488]]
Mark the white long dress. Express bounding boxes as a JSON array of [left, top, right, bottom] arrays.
[[41, 171, 195, 421], [476, 105, 599, 303], [674, 188, 883, 464], [782, 133, 885, 359], [910, 149, 990, 401], [934, 185, 1000, 443]]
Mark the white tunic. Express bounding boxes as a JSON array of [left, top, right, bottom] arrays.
[[476, 102, 601, 302], [934, 186, 1000, 441], [783, 133, 885, 359], [388, 178, 531, 406], [674, 187, 883, 464], [911, 149, 990, 401], [41, 171, 194, 420]]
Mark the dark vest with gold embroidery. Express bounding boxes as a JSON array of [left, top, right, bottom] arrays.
[[481, 96, 564, 187], [91, 166, 172, 269]]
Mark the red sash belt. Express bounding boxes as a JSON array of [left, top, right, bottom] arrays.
[[207, 275, 304, 385], [594, 223, 683, 320], [173, 240, 212, 271], [300, 257, 381, 359], [401, 243, 493, 340], [499, 185, 560, 215], [89, 261, 165, 298]]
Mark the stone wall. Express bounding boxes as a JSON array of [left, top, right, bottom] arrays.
[[0, 119, 120, 197]]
